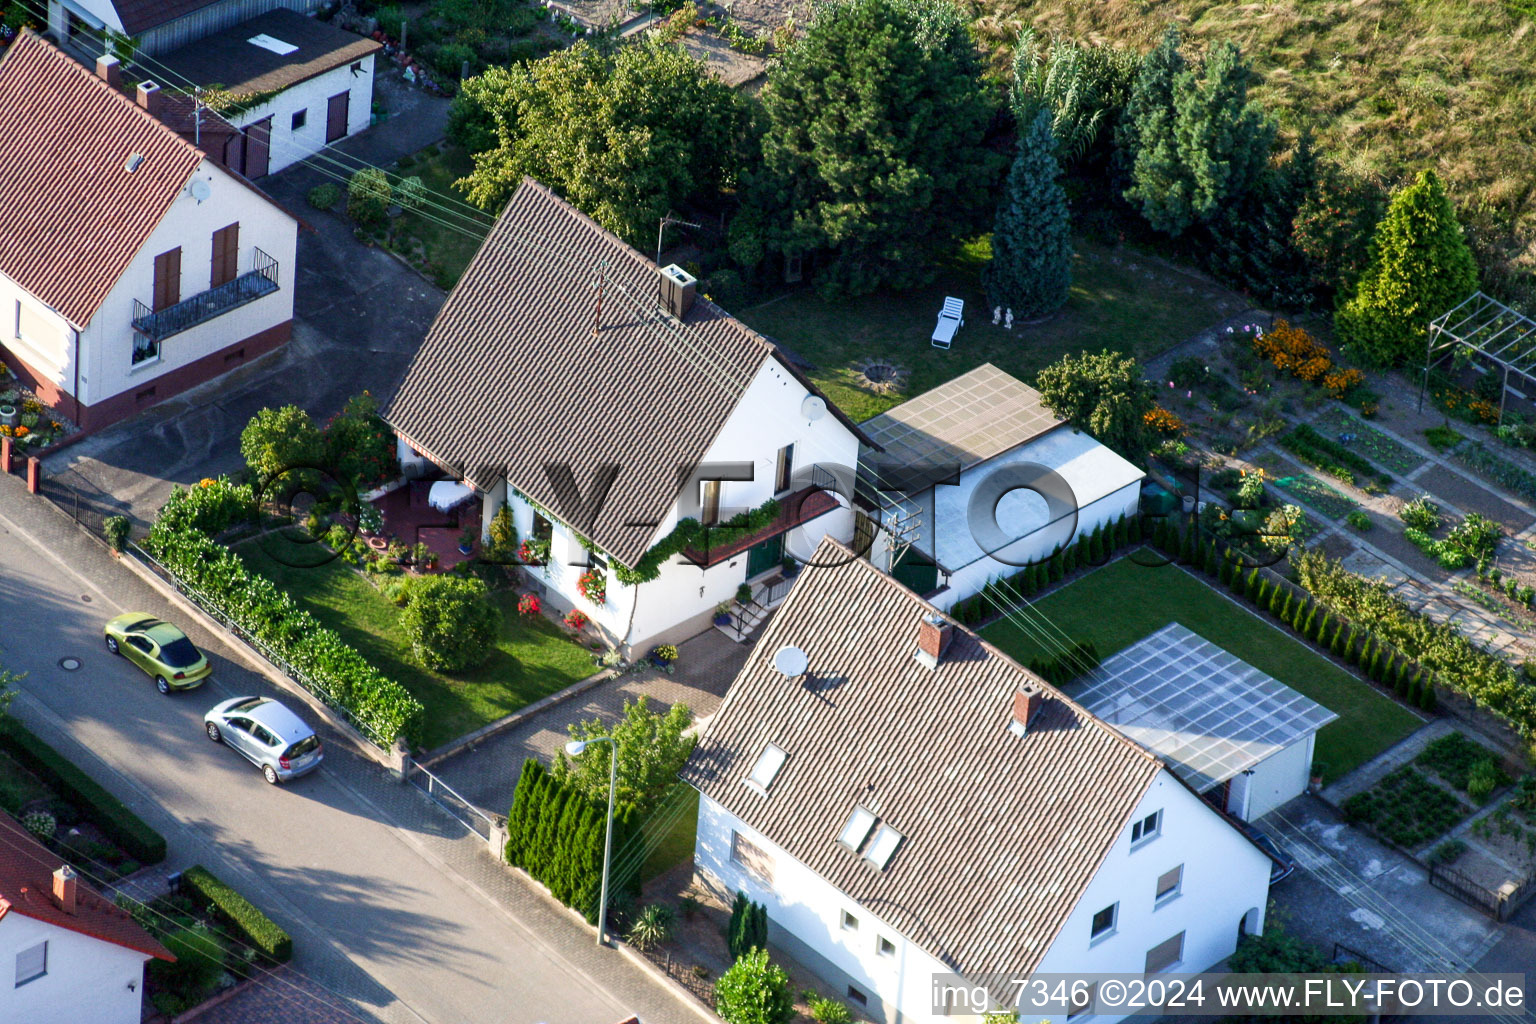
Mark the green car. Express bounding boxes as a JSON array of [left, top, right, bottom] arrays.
[[104, 614, 212, 694]]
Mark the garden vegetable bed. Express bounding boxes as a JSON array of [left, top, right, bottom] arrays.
[[1454, 443, 1536, 507], [1314, 408, 1426, 476], [1342, 764, 1474, 850], [1268, 469, 1360, 521], [1414, 464, 1531, 532]]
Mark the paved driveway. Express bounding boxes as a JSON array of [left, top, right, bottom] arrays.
[[40, 68, 451, 531], [0, 470, 699, 1024]]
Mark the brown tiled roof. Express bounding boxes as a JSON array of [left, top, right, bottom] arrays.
[[680, 538, 1164, 977], [0, 815, 172, 961], [158, 8, 382, 94], [0, 31, 204, 327], [111, 0, 223, 34], [386, 178, 868, 568]]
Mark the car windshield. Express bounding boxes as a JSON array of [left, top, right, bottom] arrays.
[[126, 617, 161, 632], [158, 638, 202, 668], [228, 697, 265, 713], [284, 735, 320, 760]]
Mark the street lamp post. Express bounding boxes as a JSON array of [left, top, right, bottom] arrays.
[[565, 736, 617, 946]]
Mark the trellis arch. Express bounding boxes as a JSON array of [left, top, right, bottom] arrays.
[[1420, 292, 1536, 425]]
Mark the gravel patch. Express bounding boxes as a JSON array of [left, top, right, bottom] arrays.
[[1415, 464, 1533, 532]]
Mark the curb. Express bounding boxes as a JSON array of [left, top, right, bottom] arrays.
[[117, 547, 398, 772], [417, 667, 616, 768], [614, 942, 724, 1024]]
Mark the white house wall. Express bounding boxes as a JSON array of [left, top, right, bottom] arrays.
[[0, 269, 77, 397], [1027, 770, 1271, 1024], [0, 912, 150, 1024], [224, 55, 376, 174], [81, 157, 297, 406]]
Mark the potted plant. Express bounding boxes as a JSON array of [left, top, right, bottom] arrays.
[[780, 555, 799, 577], [713, 602, 733, 626], [650, 643, 678, 668], [735, 582, 753, 606], [0, 403, 15, 429], [563, 609, 589, 632], [1309, 763, 1326, 792], [577, 567, 606, 605], [517, 593, 541, 616], [357, 504, 384, 537], [457, 525, 477, 555]]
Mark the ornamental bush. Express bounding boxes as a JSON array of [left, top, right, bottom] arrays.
[[181, 865, 292, 963], [716, 948, 794, 1024], [401, 575, 499, 672], [307, 183, 340, 210], [104, 515, 131, 552], [347, 167, 392, 224]]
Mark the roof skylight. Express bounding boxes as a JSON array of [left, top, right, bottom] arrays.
[[863, 824, 904, 869], [248, 33, 298, 55], [837, 806, 877, 851], [748, 743, 788, 792]]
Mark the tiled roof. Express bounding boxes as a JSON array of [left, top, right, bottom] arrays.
[[0, 815, 172, 961], [386, 178, 868, 568], [158, 8, 382, 94], [680, 538, 1164, 977], [0, 31, 204, 327], [861, 363, 1063, 474]]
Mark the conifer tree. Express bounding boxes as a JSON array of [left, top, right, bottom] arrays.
[[986, 109, 1073, 317], [1256, 577, 1271, 608], [1419, 678, 1437, 711], [1246, 567, 1261, 600]]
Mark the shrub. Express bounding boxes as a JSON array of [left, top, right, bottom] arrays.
[[0, 719, 165, 863], [103, 515, 131, 552], [1468, 760, 1505, 804], [149, 926, 225, 1006], [1346, 510, 1372, 531], [322, 392, 398, 488], [394, 174, 426, 211], [401, 575, 499, 672], [727, 890, 769, 960], [1429, 839, 1468, 866], [716, 948, 794, 1024], [627, 903, 675, 950], [181, 865, 292, 963], [239, 405, 324, 484], [22, 810, 55, 839], [307, 183, 341, 210], [810, 997, 853, 1024], [347, 168, 392, 224]]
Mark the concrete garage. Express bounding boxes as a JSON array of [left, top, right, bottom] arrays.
[[1078, 622, 1338, 821]]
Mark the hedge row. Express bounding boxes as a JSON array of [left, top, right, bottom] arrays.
[[0, 719, 166, 864], [950, 514, 1135, 626], [505, 758, 640, 923], [181, 865, 292, 964], [145, 480, 423, 746]]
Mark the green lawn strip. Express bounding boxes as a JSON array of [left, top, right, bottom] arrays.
[[0, 748, 51, 813], [1342, 765, 1474, 849], [235, 543, 594, 750], [979, 557, 1421, 783], [638, 785, 700, 883], [736, 236, 1240, 423], [1268, 471, 1359, 520], [1314, 408, 1426, 475], [392, 144, 489, 291]]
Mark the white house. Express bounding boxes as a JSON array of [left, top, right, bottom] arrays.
[[858, 364, 1144, 609], [0, 31, 298, 431], [1076, 622, 1337, 822], [0, 815, 172, 1024], [157, 7, 381, 178], [385, 179, 871, 653], [681, 539, 1275, 1024], [44, 0, 326, 57]]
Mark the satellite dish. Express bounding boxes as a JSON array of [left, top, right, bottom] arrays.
[[189, 179, 211, 203], [773, 645, 809, 679], [801, 395, 826, 421]]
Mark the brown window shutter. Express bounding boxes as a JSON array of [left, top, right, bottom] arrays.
[[153, 247, 181, 311], [211, 223, 239, 287]]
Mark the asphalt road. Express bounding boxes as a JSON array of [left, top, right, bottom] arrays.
[[0, 483, 699, 1024]]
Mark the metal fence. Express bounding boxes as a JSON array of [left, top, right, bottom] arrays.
[[1428, 862, 1536, 922], [641, 948, 715, 1008], [403, 760, 496, 841]]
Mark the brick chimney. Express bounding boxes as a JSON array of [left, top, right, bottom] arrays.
[[1008, 688, 1043, 738], [913, 613, 954, 670], [52, 865, 77, 915], [136, 80, 162, 117], [95, 54, 122, 90]]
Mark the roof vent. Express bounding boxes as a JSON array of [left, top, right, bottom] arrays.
[[913, 613, 953, 671], [773, 645, 808, 680], [1008, 688, 1043, 738], [124, 153, 145, 174], [95, 54, 122, 89], [659, 263, 696, 320], [52, 865, 77, 915]]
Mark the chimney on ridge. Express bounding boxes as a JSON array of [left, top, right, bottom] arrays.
[[1008, 688, 1043, 738], [136, 80, 162, 117], [659, 264, 697, 320], [96, 54, 122, 90], [913, 613, 954, 670], [52, 865, 77, 915]]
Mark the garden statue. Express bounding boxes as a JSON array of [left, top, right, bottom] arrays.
[[1004, 309, 1014, 330], [992, 306, 1002, 326]]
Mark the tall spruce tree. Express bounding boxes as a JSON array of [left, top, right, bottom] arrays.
[[1335, 169, 1478, 366], [1116, 25, 1184, 215], [986, 110, 1073, 319]]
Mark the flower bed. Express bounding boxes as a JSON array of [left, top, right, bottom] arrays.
[[1415, 733, 1510, 800], [1454, 442, 1536, 504], [1269, 472, 1359, 520], [1315, 409, 1425, 475], [0, 371, 75, 452]]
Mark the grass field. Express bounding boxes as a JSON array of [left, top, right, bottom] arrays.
[[979, 556, 1423, 783], [737, 236, 1243, 422], [968, 0, 1536, 301], [236, 543, 595, 750], [391, 143, 491, 291]]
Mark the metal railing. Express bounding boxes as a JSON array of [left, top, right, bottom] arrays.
[[132, 248, 280, 342], [404, 760, 497, 841]]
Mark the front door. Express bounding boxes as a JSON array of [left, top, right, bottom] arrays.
[[746, 534, 784, 578], [326, 91, 350, 143], [243, 117, 272, 178]]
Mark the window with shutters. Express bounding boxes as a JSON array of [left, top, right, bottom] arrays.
[[152, 247, 181, 311], [1155, 865, 1183, 907], [1145, 931, 1185, 973], [14, 941, 45, 986], [774, 444, 794, 494], [211, 224, 239, 288]]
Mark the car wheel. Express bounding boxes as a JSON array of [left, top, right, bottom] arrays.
[[205, 722, 221, 743], [105, 635, 119, 654], [262, 765, 280, 785], [155, 676, 171, 695]]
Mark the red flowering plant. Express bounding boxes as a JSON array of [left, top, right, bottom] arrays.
[[517, 539, 549, 565], [563, 609, 589, 631], [577, 568, 607, 605], [517, 593, 541, 616]]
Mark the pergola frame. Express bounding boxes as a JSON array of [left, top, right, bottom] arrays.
[[1419, 291, 1536, 426]]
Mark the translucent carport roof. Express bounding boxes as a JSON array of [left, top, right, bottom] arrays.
[[1075, 623, 1337, 793]]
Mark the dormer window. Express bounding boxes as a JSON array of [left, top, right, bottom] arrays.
[[838, 806, 876, 851], [863, 824, 904, 869], [747, 743, 788, 792]]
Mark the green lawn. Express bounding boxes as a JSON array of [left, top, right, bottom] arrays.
[[639, 785, 700, 882], [391, 143, 491, 291], [980, 557, 1423, 784], [235, 543, 596, 750], [736, 236, 1245, 422]]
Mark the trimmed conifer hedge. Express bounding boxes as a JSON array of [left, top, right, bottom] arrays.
[[181, 865, 291, 963]]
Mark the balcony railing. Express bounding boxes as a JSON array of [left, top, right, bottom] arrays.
[[132, 248, 280, 357]]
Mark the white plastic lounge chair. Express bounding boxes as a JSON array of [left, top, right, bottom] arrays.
[[931, 296, 964, 348]]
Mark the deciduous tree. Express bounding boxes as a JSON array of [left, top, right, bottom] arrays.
[[552, 696, 695, 814], [1034, 349, 1153, 460]]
